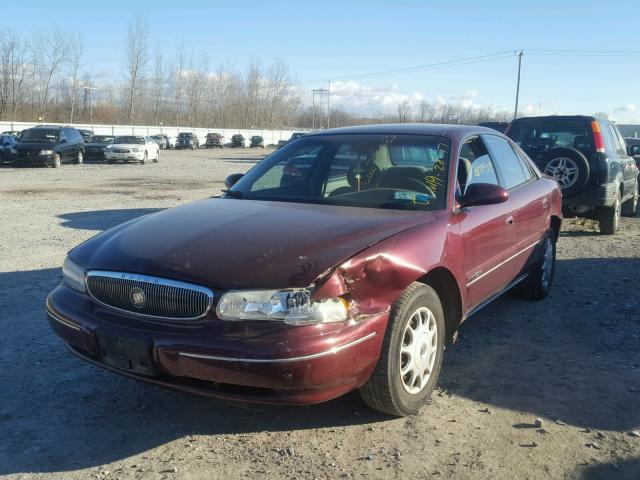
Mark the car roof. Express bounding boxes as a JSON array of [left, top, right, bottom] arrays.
[[307, 123, 501, 141], [511, 115, 604, 122]]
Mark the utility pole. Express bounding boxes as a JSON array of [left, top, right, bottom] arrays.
[[514, 50, 523, 120], [84, 85, 98, 126], [312, 87, 330, 129], [327, 80, 330, 129]]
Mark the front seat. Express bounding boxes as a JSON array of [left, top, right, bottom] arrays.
[[376, 166, 430, 193]]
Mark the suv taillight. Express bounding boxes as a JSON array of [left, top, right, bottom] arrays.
[[591, 121, 605, 153]]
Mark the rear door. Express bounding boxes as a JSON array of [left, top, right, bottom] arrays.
[[609, 124, 637, 197], [456, 136, 518, 309], [58, 129, 71, 162], [483, 134, 548, 276]]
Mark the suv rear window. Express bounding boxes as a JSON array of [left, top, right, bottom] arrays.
[[508, 119, 593, 154]]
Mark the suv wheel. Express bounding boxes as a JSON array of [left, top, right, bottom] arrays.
[[359, 282, 445, 416], [541, 148, 589, 198], [153, 149, 159, 163], [52, 154, 61, 168], [76, 150, 83, 165], [141, 152, 147, 165], [600, 189, 621, 235], [622, 180, 639, 217]]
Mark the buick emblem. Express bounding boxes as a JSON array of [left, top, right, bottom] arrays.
[[130, 287, 146, 308]]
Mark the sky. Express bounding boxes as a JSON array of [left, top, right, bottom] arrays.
[[3, 0, 640, 122]]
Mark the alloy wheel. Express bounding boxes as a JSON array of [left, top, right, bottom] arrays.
[[544, 157, 579, 189]]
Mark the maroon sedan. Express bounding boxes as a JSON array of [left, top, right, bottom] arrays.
[[47, 124, 562, 416]]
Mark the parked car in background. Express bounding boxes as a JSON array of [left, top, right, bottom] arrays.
[[250, 135, 265, 148], [150, 134, 168, 149], [84, 135, 115, 161], [166, 135, 176, 149], [478, 121, 509, 133], [77, 129, 94, 142], [205, 132, 224, 148], [2, 130, 21, 139], [231, 134, 246, 148], [277, 131, 306, 149], [15, 126, 84, 168], [506, 115, 638, 233], [104, 135, 159, 164], [47, 124, 562, 416], [0, 134, 17, 163], [175, 132, 199, 149]]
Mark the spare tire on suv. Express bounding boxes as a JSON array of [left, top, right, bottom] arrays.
[[540, 147, 590, 198]]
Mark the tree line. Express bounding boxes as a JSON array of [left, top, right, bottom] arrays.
[[0, 18, 511, 130]]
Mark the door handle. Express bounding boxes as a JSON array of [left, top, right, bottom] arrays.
[[505, 215, 514, 225]]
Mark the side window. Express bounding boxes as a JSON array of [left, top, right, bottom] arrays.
[[607, 125, 625, 157], [59, 130, 68, 143], [459, 137, 499, 194], [482, 134, 529, 189], [613, 127, 628, 157]]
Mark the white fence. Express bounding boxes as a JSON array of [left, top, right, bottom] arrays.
[[0, 121, 305, 146]]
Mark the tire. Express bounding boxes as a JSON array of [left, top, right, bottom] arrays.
[[153, 149, 159, 163], [76, 150, 83, 165], [511, 231, 556, 300], [107, 159, 116, 164], [621, 179, 639, 217], [52, 154, 61, 168], [540, 148, 589, 198], [141, 152, 147, 165], [0, 151, 4, 163], [359, 282, 445, 416], [599, 188, 621, 235]]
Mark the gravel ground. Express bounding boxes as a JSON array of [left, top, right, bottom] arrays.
[[1, 147, 639, 480]]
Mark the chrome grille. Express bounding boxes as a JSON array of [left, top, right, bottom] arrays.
[[86, 271, 214, 320]]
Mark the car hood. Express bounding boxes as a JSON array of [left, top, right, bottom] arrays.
[[86, 142, 110, 148], [70, 198, 435, 290]]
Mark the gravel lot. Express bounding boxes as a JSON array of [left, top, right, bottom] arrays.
[[1, 147, 639, 480]]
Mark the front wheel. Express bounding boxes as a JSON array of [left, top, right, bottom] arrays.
[[52, 154, 61, 168], [600, 189, 621, 234], [359, 282, 445, 416], [622, 180, 639, 217], [76, 150, 83, 164], [141, 152, 147, 165], [153, 150, 159, 163]]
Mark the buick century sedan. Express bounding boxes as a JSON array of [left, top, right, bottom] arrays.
[[47, 124, 562, 416]]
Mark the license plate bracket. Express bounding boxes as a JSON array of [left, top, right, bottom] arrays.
[[96, 332, 159, 376]]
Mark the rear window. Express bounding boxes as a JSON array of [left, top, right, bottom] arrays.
[[178, 133, 193, 138], [507, 119, 593, 154]]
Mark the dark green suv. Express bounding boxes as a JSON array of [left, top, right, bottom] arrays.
[[507, 115, 639, 234]]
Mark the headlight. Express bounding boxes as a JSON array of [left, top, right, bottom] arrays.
[[38, 149, 53, 155], [216, 288, 348, 325], [62, 256, 86, 293]]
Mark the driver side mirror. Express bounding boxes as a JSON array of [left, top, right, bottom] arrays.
[[224, 173, 244, 189], [60, 138, 67, 144], [459, 183, 508, 208]]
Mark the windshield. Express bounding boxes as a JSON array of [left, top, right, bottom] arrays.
[[508, 119, 593, 154], [19, 129, 58, 143], [178, 133, 192, 138], [114, 136, 144, 145], [151, 135, 162, 140], [90, 135, 114, 144], [229, 133, 450, 211]]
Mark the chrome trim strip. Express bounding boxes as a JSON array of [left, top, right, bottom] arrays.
[[178, 331, 377, 364], [46, 306, 81, 331], [85, 270, 214, 321], [466, 239, 543, 287]]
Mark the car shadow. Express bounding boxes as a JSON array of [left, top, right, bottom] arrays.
[[576, 457, 640, 479], [58, 208, 164, 231], [0, 256, 638, 474]]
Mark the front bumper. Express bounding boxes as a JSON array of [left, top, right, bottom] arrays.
[[15, 152, 54, 166], [563, 182, 618, 208], [46, 285, 385, 405], [104, 152, 144, 161], [85, 149, 105, 160]]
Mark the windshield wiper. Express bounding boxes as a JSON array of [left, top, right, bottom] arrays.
[[378, 201, 430, 210]]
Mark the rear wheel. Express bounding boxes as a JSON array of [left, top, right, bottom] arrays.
[[541, 148, 589, 198], [359, 282, 445, 416], [511, 231, 556, 300], [622, 180, 639, 217], [600, 189, 621, 234]]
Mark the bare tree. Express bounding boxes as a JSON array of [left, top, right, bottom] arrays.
[[151, 48, 165, 125], [123, 16, 149, 124], [67, 34, 84, 123], [33, 31, 68, 121], [171, 40, 186, 126], [398, 100, 411, 123]]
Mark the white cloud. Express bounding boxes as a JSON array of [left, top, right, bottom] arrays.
[[614, 103, 637, 113], [327, 81, 424, 113]]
